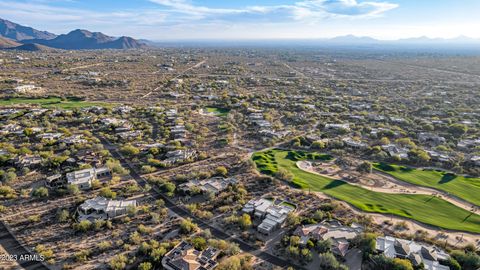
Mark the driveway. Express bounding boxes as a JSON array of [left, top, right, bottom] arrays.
[[344, 248, 362, 270]]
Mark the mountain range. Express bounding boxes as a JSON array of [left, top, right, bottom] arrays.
[[323, 34, 480, 45], [0, 18, 147, 51]]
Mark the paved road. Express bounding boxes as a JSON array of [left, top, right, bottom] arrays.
[[149, 117, 160, 140], [0, 221, 50, 270], [97, 136, 304, 270]]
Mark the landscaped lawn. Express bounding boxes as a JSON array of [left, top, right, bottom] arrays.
[[252, 149, 480, 233], [0, 97, 114, 109], [205, 107, 230, 117], [374, 163, 480, 206]]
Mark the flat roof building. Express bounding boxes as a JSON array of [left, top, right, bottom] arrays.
[[162, 241, 220, 270], [242, 198, 296, 235], [66, 167, 111, 190], [77, 196, 136, 221], [179, 177, 238, 195], [382, 144, 409, 159]]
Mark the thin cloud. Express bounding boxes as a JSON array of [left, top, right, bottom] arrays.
[[302, 0, 400, 17], [0, 1, 170, 32], [148, 0, 399, 20], [149, 0, 248, 16]]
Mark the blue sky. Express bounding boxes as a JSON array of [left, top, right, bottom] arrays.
[[1, 0, 480, 40]]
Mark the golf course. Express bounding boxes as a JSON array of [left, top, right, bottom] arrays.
[[374, 163, 480, 206], [0, 97, 113, 109], [205, 106, 230, 117], [252, 149, 480, 234]]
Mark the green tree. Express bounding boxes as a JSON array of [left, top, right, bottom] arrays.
[[448, 124, 468, 138], [312, 140, 326, 150], [141, 165, 156, 174], [106, 159, 129, 175], [353, 233, 377, 256], [395, 138, 416, 148], [109, 254, 128, 270], [286, 212, 301, 227], [409, 149, 431, 164], [289, 235, 301, 246], [32, 187, 49, 198], [67, 184, 80, 195], [138, 262, 153, 270], [440, 258, 461, 270], [23, 128, 34, 137], [215, 166, 228, 176], [313, 210, 325, 221], [192, 237, 207, 250], [74, 250, 90, 262], [451, 250, 480, 270], [357, 162, 373, 174], [161, 182, 176, 196], [2, 171, 17, 183], [287, 245, 299, 258], [120, 145, 140, 156], [379, 137, 391, 145], [276, 168, 293, 182], [238, 213, 252, 230], [316, 239, 332, 253], [217, 256, 241, 270], [129, 231, 142, 245], [300, 248, 312, 262], [100, 187, 117, 199], [392, 258, 414, 270], [0, 185, 16, 199], [149, 247, 167, 263], [57, 209, 70, 222], [318, 252, 347, 270], [179, 218, 198, 234], [73, 220, 92, 232]]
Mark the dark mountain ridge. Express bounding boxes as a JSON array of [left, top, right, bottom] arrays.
[[6, 43, 55, 52], [0, 36, 21, 48], [0, 18, 147, 50], [28, 29, 147, 50]]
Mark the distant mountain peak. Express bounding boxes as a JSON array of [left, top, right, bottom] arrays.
[[69, 29, 92, 35], [397, 35, 480, 44], [58, 29, 114, 44], [0, 17, 57, 41], [327, 35, 380, 44]]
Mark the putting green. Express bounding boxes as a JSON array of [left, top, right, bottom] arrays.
[[374, 163, 480, 206], [205, 107, 230, 117], [252, 149, 480, 234]]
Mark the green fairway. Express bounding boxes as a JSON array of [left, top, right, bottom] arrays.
[[252, 149, 480, 233], [0, 97, 114, 109], [374, 163, 480, 206], [205, 107, 230, 117]]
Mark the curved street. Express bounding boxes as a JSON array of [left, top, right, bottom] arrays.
[[97, 135, 305, 270]]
